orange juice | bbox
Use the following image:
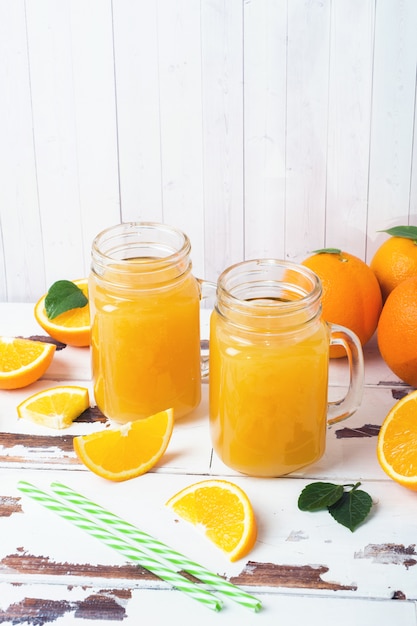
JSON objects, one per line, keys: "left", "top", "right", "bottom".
{"left": 89, "top": 222, "right": 203, "bottom": 424}
{"left": 208, "top": 258, "right": 364, "bottom": 477}
{"left": 90, "top": 270, "right": 200, "bottom": 423}
{"left": 209, "top": 310, "right": 330, "bottom": 476}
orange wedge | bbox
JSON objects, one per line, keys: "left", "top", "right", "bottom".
{"left": 377, "top": 389, "right": 417, "bottom": 490}
{"left": 166, "top": 479, "right": 257, "bottom": 562}
{"left": 0, "top": 337, "right": 55, "bottom": 389}
{"left": 73, "top": 408, "right": 174, "bottom": 481}
{"left": 17, "top": 386, "right": 90, "bottom": 429}
{"left": 34, "top": 279, "right": 90, "bottom": 347}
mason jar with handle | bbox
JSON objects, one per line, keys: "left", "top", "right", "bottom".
{"left": 209, "top": 259, "right": 364, "bottom": 477}
{"left": 89, "top": 222, "right": 215, "bottom": 424}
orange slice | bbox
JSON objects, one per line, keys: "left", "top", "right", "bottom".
{"left": 73, "top": 408, "right": 174, "bottom": 482}
{"left": 34, "top": 279, "right": 90, "bottom": 347}
{"left": 0, "top": 337, "right": 55, "bottom": 390}
{"left": 17, "top": 386, "right": 90, "bottom": 429}
{"left": 166, "top": 479, "right": 257, "bottom": 562}
{"left": 377, "top": 389, "right": 417, "bottom": 490}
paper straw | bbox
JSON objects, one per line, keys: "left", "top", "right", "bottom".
{"left": 51, "top": 481, "right": 262, "bottom": 612}
{"left": 17, "top": 481, "right": 222, "bottom": 612}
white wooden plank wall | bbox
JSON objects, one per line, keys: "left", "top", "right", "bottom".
{"left": 1, "top": 0, "right": 417, "bottom": 303}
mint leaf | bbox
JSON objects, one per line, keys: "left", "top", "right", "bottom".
{"left": 298, "top": 481, "right": 373, "bottom": 531}
{"left": 328, "top": 486, "right": 373, "bottom": 532}
{"left": 379, "top": 225, "right": 417, "bottom": 241}
{"left": 45, "top": 280, "right": 88, "bottom": 320}
{"left": 298, "top": 482, "right": 344, "bottom": 511}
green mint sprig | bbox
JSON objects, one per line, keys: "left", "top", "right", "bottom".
{"left": 298, "top": 481, "right": 373, "bottom": 532}
{"left": 45, "top": 280, "right": 88, "bottom": 320}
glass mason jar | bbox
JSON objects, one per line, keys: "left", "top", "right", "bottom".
{"left": 209, "top": 259, "right": 364, "bottom": 477}
{"left": 89, "top": 222, "right": 208, "bottom": 424}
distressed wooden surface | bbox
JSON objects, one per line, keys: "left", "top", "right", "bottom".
{"left": 0, "top": 305, "right": 416, "bottom": 625}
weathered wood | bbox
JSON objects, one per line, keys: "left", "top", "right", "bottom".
{"left": 0, "top": 305, "right": 416, "bottom": 624}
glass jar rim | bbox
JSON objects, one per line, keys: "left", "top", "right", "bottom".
{"left": 92, "top": 221, "right": 191, "bottom": 263}
{"left": 90, "top": 222, "right": 192, "bottom": 286}
{"left": 216, "top": 258, "right": 322, "bottom": 324}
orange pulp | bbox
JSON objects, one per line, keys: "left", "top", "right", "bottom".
{"left": 89, "top": 262, "right": 201, "bottom": 423}
{"left": 209, "top": 311, "right": 330, "bottom": 477}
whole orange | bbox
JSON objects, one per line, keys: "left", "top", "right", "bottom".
{"left": 370, "top": 227, "right": 417, "bottom": 301}
{"left": 302, "top": 249, "right": 383, "bottom": 358}
{"left": 377, "top": 276, "right": 417, "bottom": 387}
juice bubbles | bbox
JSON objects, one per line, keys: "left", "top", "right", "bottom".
{"left": 209, "top": 259, "right": 364, "bottom": 477}
{"left": 90, "top": 223, "right": 202, "bottom": 424}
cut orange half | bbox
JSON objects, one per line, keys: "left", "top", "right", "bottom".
{"left": 377, "top": 389, "right": 417, "bottom": 490}
{"left": 73, "top": 408, "right": 174, "bottom": 482}
{"left": 34, "top": 279, "right": 90, "bottom": 347}
{"left": 0, "top": 337, "right": 56, "bottom": 389}
{"left": 17, "top": 385, "right": 90, "bottom": 429}
{"left": 166, "top": 479, "right": 257, "bottom": 562}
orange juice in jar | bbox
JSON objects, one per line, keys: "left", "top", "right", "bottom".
{"left": 90, "top": 222, "right": 204, "bottom": 423}
{"left": 209, "top": 259, "right": 364, "bottom": 477}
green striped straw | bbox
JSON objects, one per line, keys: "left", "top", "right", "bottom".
{"left": 51, "top": 481, "right": 262, "bottom": 612}
{"left": 17, "top": 481, "right": 222, "bottom": 612}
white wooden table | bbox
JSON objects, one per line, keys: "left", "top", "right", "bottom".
{"left": 0, "top": 303, "right": 416, "bottom": 625}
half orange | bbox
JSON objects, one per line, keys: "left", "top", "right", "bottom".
{"left": 0, "top": 337, "right": 56, "bottom": 389}
{"left": 34, "top": 279, "right": 90, "bottom": 347}
{"left": 166, "top": 479, "right": 257, "bottom": 562}
{"left": 73, "top": 408, "right": 174, "bottom": 481}
{"left": 377, "top": 389, "right": 417, "bottom": 490}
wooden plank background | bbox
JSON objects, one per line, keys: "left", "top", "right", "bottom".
{"left": 1, "top": 0, "right": 417, "bottom": 302}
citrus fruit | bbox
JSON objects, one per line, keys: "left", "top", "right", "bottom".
{"left": 377, "top": 388, "right": 417, "bottom": 490}
{"left": 370, "top": 227, "right": 417, "bottom": 301}
{"left": 302, "top": 249, "right": 382, "bottom": 357}
{"left": 73, "top": 408, "right": 174, "bottom": 481}
{"left": 34, "top": 279, "right": 90, "bottom": 347}
{"left": 17, "top": 385, "right": 90, "bottom": 429}
{"left": 377, "top": 275, "right": 417, "bottom": 386}
{"left": 166, "top": 479, "right": 257, "bottom": 562}
{"left": 0, "top": 337, "right": 56, "bottom": 389}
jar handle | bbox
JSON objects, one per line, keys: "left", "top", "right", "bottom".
{"left": 197, "top": 278, "right": 217, "bottom": 378}
{"left": 327, "top": 323, "right": 364, "bottom": 425}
